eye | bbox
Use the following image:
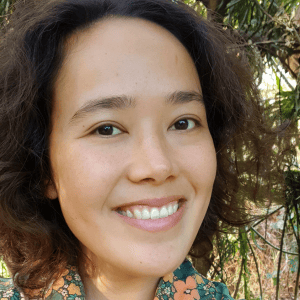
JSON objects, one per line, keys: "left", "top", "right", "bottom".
{"left": 170, "top": 118, "right": 201, "bottom": 131}
{"left": 94, "top": 124, "right": 121, "bottom": 136}
{"left": 92, "top": 118, "right": 201, "bottom": 137}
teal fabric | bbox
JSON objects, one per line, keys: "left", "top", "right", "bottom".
{"left": 0, "top": 258, "right": 235, "bottom": 299}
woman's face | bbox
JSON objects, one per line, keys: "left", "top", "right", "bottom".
{"left": 47, "top": 17, "right": 217, "bottom": 279}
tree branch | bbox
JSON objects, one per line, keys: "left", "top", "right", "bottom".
{"left": 250, "top": 227, "right": 298, "bottom": 255}
{"left": 233, "top": 258, "right": 244, "bottom": 299}
{"left": 196, "top": 0, "right": 231, "bottom": 22}
{"left": 257, "top": 45, "right": 298, "bottom": 79}
{"left": 275, "top": 208, "right": 288, "bottom": 300}
{"left": 251, "top": 0, "right": 273, "bottom": 20}
{"left": 247, "top": 205, "right": 284, "bottom": 230}
{"left": 247, "top": 234, "right": 263, "bottom": 299}
{"left": 271, "top": 58, "right": 295, "bottom": 90}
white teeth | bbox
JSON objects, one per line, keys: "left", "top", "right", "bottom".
{"left": 133, "top": 209, "right": 142, "bottom": 219}
{"left": 159, "top": 206, "right": 169, "bottom": 218}
{"left": 173, "top": 203, "right": 178, "bottom": 212}
{"left": 118, "top": 201, "right": 181, "bottom": 219}
{"left": 150, "top": 207, "right": 160, "bottom": 219}
{"left": 142, "top": 208, "right": 151, "bottom": 219}
{"left": 168, "top": 204, "right": 174, "bottom": 215}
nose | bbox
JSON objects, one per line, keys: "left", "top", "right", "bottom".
{"left": 127, "top": 133, "right": 179, "bottom": 184}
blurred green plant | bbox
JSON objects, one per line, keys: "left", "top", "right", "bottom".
{"left": 183, "top": 0, "right": 300, "bottom": 298}
{"left": 0, "top": 256, "right": 9, "bottom": 278}
{"left": 0, "top": 0, "right": 15, "bottom": 25}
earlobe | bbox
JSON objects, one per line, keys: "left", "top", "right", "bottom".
{"left": 45, "top": 179, "right": 58, "bottom": 200}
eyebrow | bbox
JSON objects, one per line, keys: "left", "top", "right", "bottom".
{"left": 68, "top": 90, "right": 204, "bottom": 125}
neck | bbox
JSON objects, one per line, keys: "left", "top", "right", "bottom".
{"left": 78, "top": 257, "right": 161, "bottom": 300}
{"left": 81, "top": 270, "right": 160, "bottom": 300}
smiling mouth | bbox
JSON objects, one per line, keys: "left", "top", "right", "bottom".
{"left": 114, "top": 198, "right": 186, "bottom": 220}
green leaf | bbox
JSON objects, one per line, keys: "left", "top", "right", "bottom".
{"left": 226, "top": 0, "right": 244, "bottom": 9}
{"left": 275, "top": 73, "right": 282, "bottom": 93}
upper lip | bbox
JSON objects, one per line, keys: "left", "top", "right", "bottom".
{"left": 113, "top": 195, "right": 186, "bottom": 210}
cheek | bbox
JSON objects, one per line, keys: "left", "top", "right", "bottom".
{"left": 182, "top": 136, "right": 217, "bottom": 190}
{"left": 50, "top": 141, "right": 124, "bottom": 205}
{"left": 186, "top": 140, "right": 216, "bottom": 221}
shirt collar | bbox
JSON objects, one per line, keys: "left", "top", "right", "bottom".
{"left": 42, "top": 257, "right": 203, "bottom": 299}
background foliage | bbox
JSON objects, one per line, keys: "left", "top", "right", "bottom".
{"left": 183, "top": 0, "right": 300, "bottom": 299}
{"left": 0, "top": 0, "right": 300, "bottom": 299}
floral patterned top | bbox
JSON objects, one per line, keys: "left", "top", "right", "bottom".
{"left": 0, "top": 257, "right": 235, "bottom": 300}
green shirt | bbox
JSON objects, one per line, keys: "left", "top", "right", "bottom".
{"left": 0, "top": 257, "right": 235, "bottom": 299}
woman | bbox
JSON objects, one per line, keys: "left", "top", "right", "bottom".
{"left": 0, "top": 0, "right": 290, "bottom": 299}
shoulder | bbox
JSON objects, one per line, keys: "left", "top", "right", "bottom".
{"left": 0, "top": 278, "right": 25, "bottom": 300}
{"left": 43, "top": 265, "right": 85, "bottom": 300}
{"left": 173, "top": 257, "right": 235, "bottom": 300}
{"left": 0, "top": 265, "right": 85, "bottom": 300}
{"left": 195, "top": 274, "right": 235, "bottom": 299}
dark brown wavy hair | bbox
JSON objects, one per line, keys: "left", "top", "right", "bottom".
{"left": 0, "top": 0, "right": 294, "bottom": 298}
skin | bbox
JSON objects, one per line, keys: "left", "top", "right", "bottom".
{"left": 46, "top": 17, "right": 217, "bottom": 300}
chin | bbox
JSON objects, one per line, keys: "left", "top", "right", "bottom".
{"left": 122, "top": 253, "right": 187, "bottom": 278}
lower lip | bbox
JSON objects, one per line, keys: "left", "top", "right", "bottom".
{"left": 113, "top": 202, "right": 186, "bottom": 233}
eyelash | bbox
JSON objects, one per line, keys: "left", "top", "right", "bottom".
{"left": 92, "top": 118, "right": 201, "bottom": 137}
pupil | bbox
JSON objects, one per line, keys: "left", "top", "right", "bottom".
{"left": 176, "top": 120, "right": 188, "bottom": 130}
{"left": 101, "top": 126, "right": 113, "bottom": 135}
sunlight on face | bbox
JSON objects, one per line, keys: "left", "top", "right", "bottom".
{"left": 47, "top": 17, "right": 217, "bottom": 280}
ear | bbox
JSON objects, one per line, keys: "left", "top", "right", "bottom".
{"left": 44, "top": 179, "right": 58, "bottom": 200}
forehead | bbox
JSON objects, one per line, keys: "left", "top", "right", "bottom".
{"left": 64, "top": 16, "right": 189, "bottom": 59}
{"left": 58, "top": 16, "right": 199, "bottom": 87}
{"left": 52, "top": 17, "right": 201, "bottom": 125}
